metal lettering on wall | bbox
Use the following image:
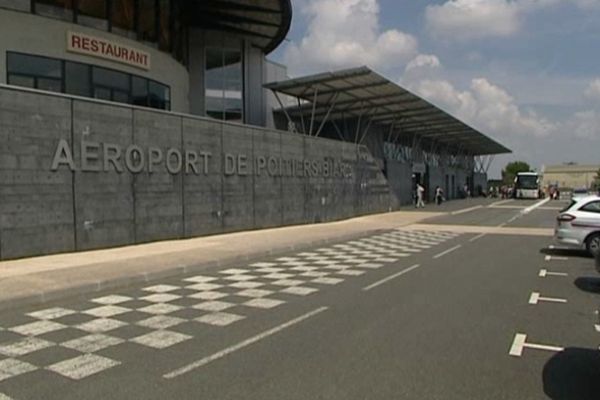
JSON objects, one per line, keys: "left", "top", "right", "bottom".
{"left": 50, "top": 139, "right": 353, "bottom": 178}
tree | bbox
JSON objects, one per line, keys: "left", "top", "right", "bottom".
{"left": 502, "top": 161, "right": 531, "bottom": 185}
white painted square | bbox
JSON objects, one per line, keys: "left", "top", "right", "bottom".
{"left": 324, "top": 265, "right": 350, "bottom": 271}
{"left": 130, "top": 330, "right": 191, "bottom": 349}
{"left": 236, "top": 289, "right": 274, "bottom": 298}
{"left": 346, "top": 258, "right": 369, "bottom": 264}
{"left": 254, "top": 267, "right": 285, "bottom": 274}
{"left": 228, "top": 281, "right": 264, "bottom": 289}
{"left": 76, "top": 318, "right": 127, "bottom": 333}
{"left": 271, "top": 279, "right": 304, "bottom": 287}
{"left": 311, "top": 277, "right": 344, "bottom": 285}
{"left": 297, "top": 252, "right": 319, "bottom": 256}
{"left": 279, "top": 286, "right": 319, "bottom": 296}
{"left": 290, "top": 266, "right": 319, "bottom": 272}
{"left": 138, "top": 303, "right": 183, "bottom": 315}
{"left": 248, "top": 262, "right": 277, "bottom": 268}
{"left": 193, "top": 301, "right": 235, "bottom": 312}
{"left": 185, "top": 283, "right": 223, "bottom": 291}
{"left": 357, "top": 263, "right": 383, "bottom": 269}
{"left": 83, "top": 306, "right": 131, "bottom": 318}
{"left": 220, "top": 268, "right": 249, "bottom": 275}
{"left": 313, "top": 260, "right": 340, "bottom": 265}
{"left": 336, "top": 269, "right": 365, "bottom": 276}
{"left": 222, "top": 274, "right": 256, "bottom": 282}
{"left": 280, "top": 261, "right": 308, "bottom": 266}
{"left": 61, "top": 334, "right": 124, "bottom": 353}
{"left": 183, "top": 275, "right": 218, "bottom": 283}
{"left": 140, "top": 293, "right": 182, "bottom": 303}
{"left": 142, "top": 284, "right": 180, "bottom": 293}
{"left": 136, "top": 315, "right": 186, "bottom": 330}
{"left": 90, "top": 295, "right": 133, "bottom": 305}
{"left": 9, "top": 320, "right": 66, "bottom": 336}
{"left": 0, "top": 337, "right": 54, "bottom": 357}
{"left": 299, "top": 271, "right": 330, "bottom": 278}
{"left": 188, "top": 291, "right": 229, "bottom": 300}
{"left": 27, "top": 307, "right": 76, "bottom": 320}
{"left": 196, "top": 312, "right": 245, "bottom": 326}
{"left": 263, "top": 273, "right": 294, "bottom": 280}
{"left": 243, "top": 298, "right": 285, "bottom": 309}
{"left": 0, "top": 392, "right": 12, "bottom": 400}
{"left": 47, "top": 354, "right": 120, "bottom": 380}
{"left": 375, "top": 257, "right": 398, "bottom": 263}
{"left": 0, "top": 359, "right": 37, "bottom": 382}
{"left": 276, "top": 257, "right": 300, "bottom": 262}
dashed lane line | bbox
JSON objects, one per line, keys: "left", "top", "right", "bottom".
{"left": 433, "top": 245, "right": 462, "bottom": 259}
{"left": 539, "top": 269, "right": 568, "bottom": 278}
{"left": 528, "top": 292, "right": 567, "bottom": 305}
{"left": 163, "top": 306, "right": 329, "bottom": 379}
{"left": 469, "top": 233, "right": 487, "bottom": 242}
{"left": 522, "top": 197, "right": 551, "bottom": 215}
{"left": 545, "top": 255, "right": 568, "bottom": 261}
{"left": 509, "top": 333, "right": 564, "bottom": 357}
{"left": 488, "top": 199, "right": 514, "bottom": 207}
{"left": 450, "top": 205, "right": 483, "bottom": 215}
{"left": 362, "top": 264, "right": 421, "bottom": 291}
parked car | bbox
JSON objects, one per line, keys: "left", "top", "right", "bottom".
{"left": 571, "top": 187, "right": 591, "bottom": 200}
{"left": 554, "top": 195, "right": 600, "bottom": 257}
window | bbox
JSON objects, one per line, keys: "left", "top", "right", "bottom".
{"left": 205, "top": 46, "right": 243, "bottom": 123}
{"left": 6, "top": 52, "right": 170, "bottom": 111}
{"left": 7, "top": 53, "right": 62, "bottom": 94}
{"left": 34, "top": 0, "right": 73, "bottom": 21}
{"left": 580, "top": 201, "right": 600, "bottom": 213}
{"left": 111, "top": 0, "right": 135, "bottom": 37}
{"left": 77, "top": 0, "right": 107, "bottom": 29}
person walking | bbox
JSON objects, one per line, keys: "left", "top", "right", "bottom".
{"left": 416, "top": 183, "right": 426, "bottom": 208}
{"left": 435, "top": 186, "right": 444, "bottom": 205}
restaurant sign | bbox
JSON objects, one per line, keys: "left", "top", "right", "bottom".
{"left": 67, "top": 31, "right": 151, "bottom": 70}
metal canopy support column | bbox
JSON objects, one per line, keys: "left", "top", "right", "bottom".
{"left": 485, "top": 155, "right": 495, "bottom": 173}
{"left": 308, "top": 87, "right": 319, "bottom": 136}
{"left": 296, "top": 97, "right": 307, "bottom": 135}
{"left": 314, "top": 93, "right": 340, "bottom": 137}
{"left": 271, "top": 90, "right": 295, "bottom": 133}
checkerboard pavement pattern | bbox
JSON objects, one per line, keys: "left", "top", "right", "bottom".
{"left": 0, "top": 229, "right": 458, "bottom": 386}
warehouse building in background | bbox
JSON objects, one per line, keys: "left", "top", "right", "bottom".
{"left": 0, "top": 0, "right": 509, "bottom": 260}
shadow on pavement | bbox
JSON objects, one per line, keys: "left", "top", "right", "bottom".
{"left": 540, "top": 248, "right": 592, "bottom": 259}
{"left": 543, "top": 347, "right": 600, "bottom": 400}
{"left": 574, "top": 277, "right": 600, "bottom": 295}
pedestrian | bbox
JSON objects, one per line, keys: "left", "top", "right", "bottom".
{"left": 435, "top": 186, "right": 444, "bottom": 205}
{"left": 416, "top": 183, "right": 426, "bottom": 208}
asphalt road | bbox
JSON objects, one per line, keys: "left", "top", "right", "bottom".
{"left": 1, "top": 198, "right": 599, "bottom": 400}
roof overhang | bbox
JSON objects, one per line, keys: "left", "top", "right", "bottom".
{"left": 265, "top": 66, "right": 511, "bottom": 155}
{"left": 188, "top": 0, "right": 292, "bottom": 54}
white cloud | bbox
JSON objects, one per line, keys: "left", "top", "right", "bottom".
{"left": 405, "top": 54, "right": 441, "bottom": 73}
{"left": 408, "top": 77, "right": 555, "bottom": 139}
{"left": 283, "top": 0, "right": 418, "bottom": 75}
{"left": 561, "top": 110, "right": 600, "bottom": 139}
{"left": 425, "top": 0, "right": 597, "bottom": 40}
{"left": 584, "top": 78, "right": 600, "bottom": 101}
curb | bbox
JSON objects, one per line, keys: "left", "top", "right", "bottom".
{"left": 0, "top": 228, "right": 389, "bottom": 312}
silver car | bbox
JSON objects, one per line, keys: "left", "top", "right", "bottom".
{"left": 554, "top": 195, "right": 600, "bottom": 257}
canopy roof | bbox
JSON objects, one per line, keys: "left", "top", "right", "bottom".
{"left": 265, "top": 66, "right": 511, "bottom": 155}
{"left": 189, "top": 0, "right": 292, "bottom": 54}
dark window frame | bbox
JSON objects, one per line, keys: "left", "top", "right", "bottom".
{"left": 580, "top": 201, "right": 600, "bottom": 214}
{"left": 6, "top": 51, "right": 171, "bottom": 111}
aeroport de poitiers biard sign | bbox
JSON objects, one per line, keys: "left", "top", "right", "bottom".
{"left": 50, "top": 139, "right": 354, "bottom": 179}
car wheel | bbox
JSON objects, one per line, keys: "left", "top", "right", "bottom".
{"left": 586, "top": 233, "right": 600, "bottom": 257}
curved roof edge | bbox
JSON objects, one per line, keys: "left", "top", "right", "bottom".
{"left": 266, "top": 0, "right": 292, "bottom": 54}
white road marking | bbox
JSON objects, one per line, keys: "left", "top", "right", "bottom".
{"left": 433, "top": 245, "right": 462, "bottom": 259}
{"left": 509, "top": 333, "right": 564, "bottom": 357}
{"left": 489, "top": 199, "right": 514, "bottom": 207}
{"left": 538, "top": 269, "right": 568, "bottom": 278}
{"left": 0, "top": 338, "right": 54, "bottom": 357}
{"left": 469, "top": 233, "right": 487, "bottom": 242}
{"left": 61, "top": 334, "right": 124, "bottom": 353}
{"left": 130, "top": 330, "right": 192, "bottom": 349}
{"left": 528, "top": 292, "right": 567, "bottom": 304}
{"left": 594, "top": 324, "right": 600, "bottom": 333}
{"left": 164, "top": 306, "right": 329, "bottom": 379}
{"left": 0, "top": 392, "right": 13, "bottom": 400}
{"left": 47, "top": 354, "right": 120, "bottom": 380}
{"left": 9, "top": 321, "right": 65, "bottom": 336}
{"left": 451, "top": 205, "right": 483, "bottom": 215}
{"left": 195, "top": 312, "right": 245, "bottom": 326}
{"left": 75, "top": 318, "right": 127, "bottom": 333}
{"left": 0, "top": 359, "right": 37, "bottom": 382}
{"left": 243, "top": 298, "right": 285, "bottom": 309}
{"left": 27, "top": 307, "right": 76, "bottom": 320}
{"left": 363, "top": 264, "right": 421, "bottom": 291}
{"left": 522, "top": 197, "right": 551, "bottom": 214}
{"left": 545, "top": 255, "right": 568, "bottom": 261}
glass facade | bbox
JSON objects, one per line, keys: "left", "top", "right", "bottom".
{"left": 5, "top": 1, "right": 186, "bottom": 65}
{"left": 7, "top": 52, "right": 170, "bottom": 110}
{"left": 205, "top": 47, "right": 243, "bottom": 123}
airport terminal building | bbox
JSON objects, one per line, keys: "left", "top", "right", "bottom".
{"left": 0, "top": 0, "right": 510, "bottom": 260}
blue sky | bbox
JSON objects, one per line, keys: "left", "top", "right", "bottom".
{"left": 270, "top": 0, "right": 600, "bottom": 177}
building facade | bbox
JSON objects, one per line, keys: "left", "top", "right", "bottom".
{"left": 542, "top": 164, "right": 600, "bottom": 190}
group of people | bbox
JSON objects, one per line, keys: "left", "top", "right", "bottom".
{"left": 414, "top": 184, "right": 446, "bottom": 208}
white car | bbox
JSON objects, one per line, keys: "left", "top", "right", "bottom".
{"left": 554, "top": 195, "right": 600, "bottom": 257}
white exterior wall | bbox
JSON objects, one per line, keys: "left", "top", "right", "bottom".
{"left": 0, "top": 8, "right": 189, "bottom": 113}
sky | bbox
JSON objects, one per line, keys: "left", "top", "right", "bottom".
{"left": 269, "top": 0, "right": 600, "bottom": 178}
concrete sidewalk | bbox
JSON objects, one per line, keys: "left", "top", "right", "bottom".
{"left": 0, "top": 209, "right": 445, "bottom": 310}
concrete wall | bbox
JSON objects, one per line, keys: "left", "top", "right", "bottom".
{"left": 0, "top": 8, "right": 189, "bottom": 113}
{"left": 0, "top": 85, "right": 398, "bottom": 260}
